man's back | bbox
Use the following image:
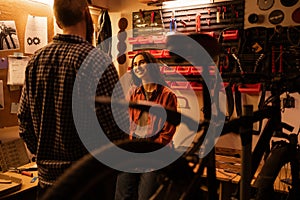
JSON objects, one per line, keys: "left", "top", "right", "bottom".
{"left": 18, "top": 34, "right": 127, "bottom": 187}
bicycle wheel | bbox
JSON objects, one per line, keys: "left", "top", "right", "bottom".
{"left": 40, "top": 145, "right": 119, "bottom": 200}
{"left": 254, "top": 140, "right": 298, "bottom": 200}
{"left": 41, "top": 139, "right": 196, "bottom": 200}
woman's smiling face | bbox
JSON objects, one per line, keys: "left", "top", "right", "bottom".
{"left": 132, "top": 54, "right": 151, "bottom": 81}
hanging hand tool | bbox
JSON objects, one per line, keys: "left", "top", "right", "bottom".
{"left": 272, "top": 46, "right": 276, "bottom": 73}
{"left": 217, "top": 7, "right": 221, "bottom": 23}
{"left": 222, "top": 6, "right": 227, "bottom": 19}
{"left": 151, "top": 11, "right": 155, "bottom": 24}
{"left": 231, "top": 47, "right": 244, "bottom": 73}
{"left": 195, "top": 13, "right": 201, "bottom": 32}
{"left": 279, "top": 45, "right": 283, "bottom": 73}
{"left": 206, "top": 19, "right": 211, "bottom": 26}
{"left": 179, "top": 19, "right": 187, "bottom": 27}
{"left": 139, "top": 9, "right": 145, "bottom": 23}
{"left": 207, "top": 8, "right": 211, "bottom": 15}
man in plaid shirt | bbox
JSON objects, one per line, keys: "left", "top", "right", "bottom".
{"left": 17, "top": 0, "right": 128, "bottom": 197}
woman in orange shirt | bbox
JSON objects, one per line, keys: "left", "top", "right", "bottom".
{"left": 128, "top": 51, "right": 177, "bottom": 146}
{"left": 115, "top": 51, "right": 178, "bottom": 200}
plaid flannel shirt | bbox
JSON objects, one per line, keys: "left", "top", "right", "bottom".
{"left": 18, "top": 34, "right": 128, "bottom": 186}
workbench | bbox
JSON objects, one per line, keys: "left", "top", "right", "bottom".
{"left": 0, "top": 162, "right": 38, "bottom": 200}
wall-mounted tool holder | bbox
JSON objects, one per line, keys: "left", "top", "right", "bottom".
{"left": 130, "top": 0, "right": 245, "bottom": 49}
{"left": 160, "top": 0, "right": 244, "bottom": 37}
{"left": 131, "top": 9, "right": 166, "bottom": 50}
{"left": 160, "top": 0, "right": 245, "bottom": 77}
{"left": 238, "top": 25, "right": 300, "bottom": 78}
{"left": 237, "top": 27, "right": 269, "bottom": 74}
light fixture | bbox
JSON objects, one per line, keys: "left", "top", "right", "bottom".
{"left": 29, "top": 0, "right": 54, "bottom": 6}
{"left": 162, "top": 0, "right": 211, "bottom": 9}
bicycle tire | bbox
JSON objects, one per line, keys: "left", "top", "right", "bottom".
{"left": 41, "top": 139, "right": 196, "bottom": 200}
{"left": 254, "top": 140, "right": 296, "bottom": 200}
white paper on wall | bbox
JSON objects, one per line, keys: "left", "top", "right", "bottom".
{"left": 7, "top": 55, "right": 30, "bottom": 85}
{"left": 25, "top": 15, "right": 48, "bottom": 54}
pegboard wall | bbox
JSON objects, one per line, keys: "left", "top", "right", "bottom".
{"left": 131, "top": 0, "right": 245, "bottom": 56}
{"left": 161, "top": 0, "right": 246, "bottom": 75}
{"left": 161, "top": 0, "right": 245, "bottom": 36}
{"left": 131, "top": 0, "right": 245, "bottom": 40}
{"left": 130, "top": 0, "right": 299, "bottom": 77}
{"left": 131, "top": 9, "right": 166, "bottom": 50}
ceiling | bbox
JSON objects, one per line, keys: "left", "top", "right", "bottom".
{"left": 139, "top": 0, "right": 174, "bottom": 6}
{"left": 88, "top": 0, "right": 174, "bottom": 9}
{"left": 88, "top": 0, "right": 109, "bottom": 8}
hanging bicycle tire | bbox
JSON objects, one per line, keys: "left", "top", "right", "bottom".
{"left": 254, "top": 140, "right": 300, "bottom": 200}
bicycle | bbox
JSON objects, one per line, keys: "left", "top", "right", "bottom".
{"left": 41, "top": 30, "right": 300, "bottom": 199}
{"left": 40, "top": 75, "right": 298, "bottom": 200}
{"left": 251, "top": 25, "right": 300, "bottom": 200}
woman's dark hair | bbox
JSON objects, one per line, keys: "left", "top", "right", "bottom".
{"left": 131, "top": 51, "right": 167, "bottom": 87}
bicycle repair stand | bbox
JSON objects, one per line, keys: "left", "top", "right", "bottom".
{"left": 227, "top": 105, "right": 255, "bottom": 200}
{"left": 192, "top": 84, "right": 255, "bottom": 200}
{"left": 239, "top": 105, "right": 254, "bottom": 200}
{"left": 179, "top": 65, "right": 220, "bottom": 200}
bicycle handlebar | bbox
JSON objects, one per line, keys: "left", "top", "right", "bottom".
{"left": 95, "top": 96, "right": 202, "bottom": 131}
{"left": 95, "top": 96, "right": 274, "bottom": 136}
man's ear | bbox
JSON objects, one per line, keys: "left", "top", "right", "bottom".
{"left": 56, "top": 20, "right": 63, "bottom": 29}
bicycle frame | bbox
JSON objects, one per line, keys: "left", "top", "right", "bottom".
{"left": 96, "top": 79, "right": 298, "bottom": 200}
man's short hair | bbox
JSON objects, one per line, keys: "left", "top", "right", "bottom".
{"left": 53, "top": 0, "right": 88, "bottom": 28}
